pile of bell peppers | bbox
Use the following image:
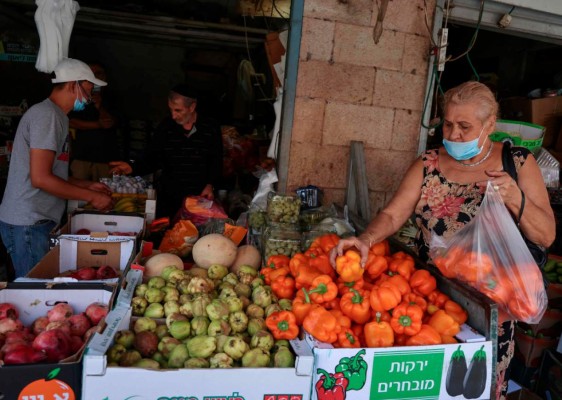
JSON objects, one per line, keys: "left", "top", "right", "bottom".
{"left": 260, "top": 234, "right": 469, "bottom": 348}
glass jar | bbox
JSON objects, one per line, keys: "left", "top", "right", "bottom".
{"left": 263, "top": 225, "right": 302, "bottom": 260}
{"left": 266, "top": 192, "right": 301, "bottom": 224}
{"left": 248, "top": 207, "right": 267, "bottom": 231}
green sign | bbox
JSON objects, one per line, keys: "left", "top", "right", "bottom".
{"left": 370, "top": 349, "right": 444, "bottom": 400}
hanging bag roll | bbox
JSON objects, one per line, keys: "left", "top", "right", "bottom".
{"left": 429, "top": 181, "right": 548, "bottom": 324}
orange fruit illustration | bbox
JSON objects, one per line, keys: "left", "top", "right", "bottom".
{"left": 18, "top": 368, "right": 76, "bottom": 400}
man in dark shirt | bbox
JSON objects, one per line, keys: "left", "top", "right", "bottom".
{"left": 110, "top": 84, "right": 223, "bottom": 219}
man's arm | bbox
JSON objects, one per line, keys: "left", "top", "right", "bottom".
{"left": 30, "top": 148, "right": 113, "bottom": 211}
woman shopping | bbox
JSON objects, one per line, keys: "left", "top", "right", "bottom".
{"left": 331, "top": 81, "right": 555, "bottom": 399}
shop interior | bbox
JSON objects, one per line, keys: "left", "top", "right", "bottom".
{"left": 0, "top": 0, "right": 291, "bottom": 217}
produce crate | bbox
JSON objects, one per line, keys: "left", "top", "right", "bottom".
{"left": 21, "top": 234, "right": 136, "bottom": 284}
{"left": 0, "top": 282, "right": 114, "bottom": 400}
{"left": 82, "top": 306, "right": 315, "bottom": 400}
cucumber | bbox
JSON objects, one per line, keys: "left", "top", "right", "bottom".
{"left": 545, "top": 259, "right": 557, "bottom": 272}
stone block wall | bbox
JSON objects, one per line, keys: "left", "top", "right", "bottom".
{"left": 287, "top": 0, "right": 436, "bottom": 216}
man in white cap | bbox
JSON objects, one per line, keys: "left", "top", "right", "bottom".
{"left": 0, "top": 58, "right": 114, "bottom": 279}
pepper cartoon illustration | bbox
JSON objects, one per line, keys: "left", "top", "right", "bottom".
{"left": 334, "top": 349, "right": 368, "bottom": 391}
{"left": 315, "top": 369, "right": 349, "bottom": 400}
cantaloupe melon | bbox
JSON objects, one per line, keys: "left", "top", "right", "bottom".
{"left": 192, "top": 233, "right": 238, "bottom": 269}
{"left": 143, "top": 252, "right": 184, "bottom": 278}
{"left": 231, "top": 244, "right": 262, "bottom": 273}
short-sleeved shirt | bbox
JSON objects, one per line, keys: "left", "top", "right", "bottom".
{"left": 0, "top": 99, "right": 70, "bottom": 225}
{"left": 413, "top": 146, "right": 530, "bottom": 262}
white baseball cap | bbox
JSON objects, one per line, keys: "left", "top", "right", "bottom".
{"left": 51, "top": 58, "right": 107, "bottom": 86}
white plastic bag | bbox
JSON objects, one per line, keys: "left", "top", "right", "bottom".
{"left": 429, "top": 181, "right": 547, "bottom": 324}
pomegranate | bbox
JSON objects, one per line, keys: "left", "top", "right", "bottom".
{"left": 32, "top": 329, "right": 72, "bottom": 362}
{"left": 83, "top": 325, "right": 101, "bottom": 342}
{"left": 1, "top": 340, "right": 30, "bottom": 354}
{"left": 69, "top": 335, "right": 84, "bottom": 354}
{"left": 85, "top": 302, "right": 108, "bottom": 325}
{"left": 76, "top": 228, "right": 91, "bottom": 235}
{"left": 0, "top": 303, "right": 19, "bottom": 320}
{"left": 31, "top": 316, "right": 50, "bottom": 335}
{"left": 4, "top": 329, "right": 34, "bottom": 344}
{"left": 0, "top": 318, "right": 23, "bottom": 334}
{"left": 96, "top": 265, "right": 118, "bottom": 280}
{"left": 46, "top": 320, "right": 71, "bottom": 336}
{"left": 47, "top": 303, "right": 74, "bottom": 322}
{"left": 3, "top": 344, "right": 47, "bottom": 364}
{"left": 68, "top": 313, "right": 92, "bottom": 337}
{"left": 69, "top": 266, "right": 97, "bottom": 280}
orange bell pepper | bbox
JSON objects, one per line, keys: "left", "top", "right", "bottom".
{"left": 370, "top": 309, "right": 392, "bottom": 322}
{"left": 261, "top": 255, "right": 291, "bottom": 284}
{"left": 329, "top": 308, "right": 352, "bottom": 329}
{"left": 307, "top": 252, "right": 336, "bottom": 280}
{"left": 293, "top": 288, "right": 318, "bottom": 325}
{"left": 427, "top": 290, "right": 450, "bottom": 308}
{"left": 336, "top": 277, "right": 365, "bottom": 295}
{"left": 365, "top": 253, "right": 388, "bottom": 281}
{"left": 340, "top": 288, "right": 371, "bottom": 324}
{"left": 308, "top": 274, "right": 338, "bottom": 304}
{"left": 386, "top": 274, "right": 411, "bottom": 296}
{"left": 337, "top": 328, "right": 362, "bottom": 348}
{"left": 394, "top": 333, "right": 410, "bottom": 347}
{"left": 310, "top": 233, "right": 340, "bottom": 254}
{"left": 443, "top": 300, "right": 468, "bottom": 325}
{"left": 456, "top": 251, "right": 493, "bottom": 283}
{"left": 271, "top": 275, "right": 296, "bottom": 300}
{"left": 303, "top": 306, "right": 341, "bottom": 343}
{"left": 364, "top": 312, "right": 394, "bottom": 347}
{"left": 265, "top": 310, "right": 299, "bottom": 340}
{"left": 402, "top": 293, "right": 427, "bottom": 312}
{"left": 369, "top": 283, "right": 402, "bottom": 312}
{"left": 406, "top": 324, "right": 442, "bottom": 346}
{"left": 428, "top": 309, "right": 460, "bottom": 336}
{"left": 441, "top": 334, "right": 458, "bottom": 344}
{"left": 323, "top": 297, "right": 341, "bottom": 311}
{"left": 294, "top": 262, "right": 323, "bottom": 291}
{"left": 388, "top": 251, "right": 416, "bottom": 280}
{"left": 336, "top": 250, "right": 365, "bottom": 283}
{"left": 268, "top": 266, "right": 290, "bottom": 285}
{"left": 350, "top": 323, "right": 365, "bottom": 347}
{"left": 370, "top": 239, "right": 390, "bottom": 257}
{"left": 390, "top": 302, "right": 423, "bottom": 336}
{"left": 289, "top": 253, "right": 310, "bottom": 277}
{"left": 409, "top": 269, "right": 437, "bottom": 296}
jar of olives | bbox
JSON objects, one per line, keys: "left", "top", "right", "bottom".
{"left": 263, "top": 225, "right": 302, "bottom": 260}
{"left": 266, "top": 192, "right": 301, "bottom": 224}
{"left": 248, "top": 207, "right": 267, "bottom": 231}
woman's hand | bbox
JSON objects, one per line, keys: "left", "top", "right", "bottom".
{"left": 329, "top": 236, "right": 370, "bottom": 268}
{"left": 477, "top": 169, "right": 521, "bottom": 208}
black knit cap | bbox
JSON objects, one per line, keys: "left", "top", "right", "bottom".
{"left": 171, "top": 84, "right": 198, "bottom": 100}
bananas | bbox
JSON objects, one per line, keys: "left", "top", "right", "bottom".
{"left": 113, "top": 197, "right": 140, "bottom": 213}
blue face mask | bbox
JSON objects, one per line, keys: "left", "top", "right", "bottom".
{"left": 443, "top": 126, "right": 485, "bottom": 161}
{"left": 73, "top": 82, "right": 89, "bottom": 112}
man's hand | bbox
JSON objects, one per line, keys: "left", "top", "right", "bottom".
{"left": 88, "top": 182, "right": 112, "bottom": 196}
{"left": 90, "top": 191, "right": 113, "bottom": 212}
{"left": 200, "top": 184, "right": 214, "bottom": 200}
{"left": 108, "top": 161, "right": 133, "bottom": 175}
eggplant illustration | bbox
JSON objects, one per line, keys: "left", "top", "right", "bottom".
{"left": 463, "top": 345, "right": 487, "bottom": 399}
{"left": 446, "top": 345, "right": 467, "bottom": 396}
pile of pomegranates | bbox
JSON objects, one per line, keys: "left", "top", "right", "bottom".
{"left": 65, "top": 265, "right": 119, "bottom": 280}
{"left": 0, "top": 301, "right": 109, "bottom": 365}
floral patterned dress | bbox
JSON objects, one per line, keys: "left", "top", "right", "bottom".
{"left": 413, "top": 147, "right": 530, "bottom": 400}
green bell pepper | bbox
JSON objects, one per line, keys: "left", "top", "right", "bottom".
{"left": 334, "top": 348, "right": 367, "bottom": 391}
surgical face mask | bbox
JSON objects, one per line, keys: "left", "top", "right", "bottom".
{"left": 443, "top": 126, "right": 486, "bottom": 161}
{"left": 73, "top": 82, "right": 90, "bottom": 112}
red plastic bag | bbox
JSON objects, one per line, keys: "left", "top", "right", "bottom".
{"left": 178, "top": 196, "right": 228, "bottom": 227}
{"left": 429, "top": 181, "right": 547, "bottom": 324}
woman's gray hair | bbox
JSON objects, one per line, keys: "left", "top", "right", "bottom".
{"left": 442, "top": 81, "right": 499, "bottom": 122}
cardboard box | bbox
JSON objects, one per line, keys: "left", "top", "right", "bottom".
{"left": 507, "top": 387, "right": 543, "bottom": 400}
{"left": 22, "top": 234, "right": 136, "bottom": 284}
{"left": 0, "top": 282, "right": 114, "bottom": 400}
{"left": 82, "top": 306, "right": 314, "bottom": 400}
{"left": 310, "top": 340, "right": 494, "bottom": 400}
{"left": 500, "top": 96, "right": 562, "bottom": 148}
{"left": 50, "top": 210, "right": 146, "bottom": 249}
